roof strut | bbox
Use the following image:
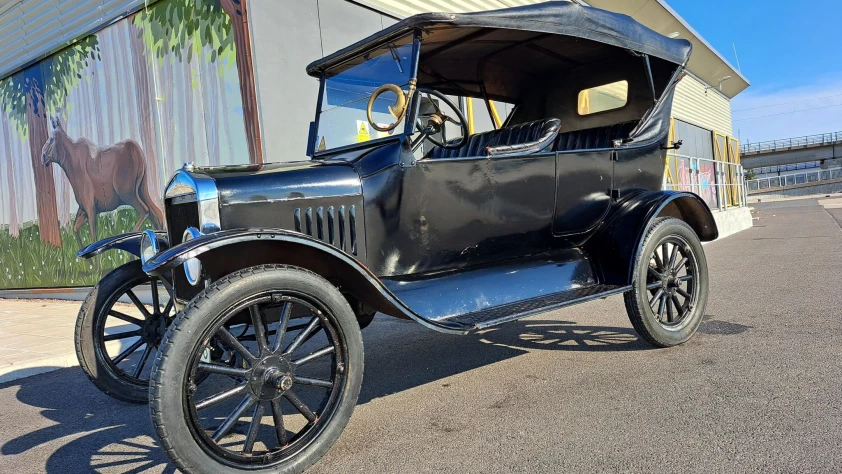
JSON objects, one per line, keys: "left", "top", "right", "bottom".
{"left": 642, "top": 55, "right": 657, "bottom": 104}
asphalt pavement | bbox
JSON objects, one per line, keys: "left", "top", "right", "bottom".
{"left": 1, "top": 198, "right": 841, "bottom": 473}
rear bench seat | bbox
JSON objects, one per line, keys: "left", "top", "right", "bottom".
{"left": 554, "top": 121, "right": 639, "bottom": 151}
{"left": 426, "top": 119, "right": 638, "bottom": 158}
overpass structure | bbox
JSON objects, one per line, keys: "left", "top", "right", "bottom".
{"left": 742, "top": 131, "right": 842, "bottom": 194}
{"left": 742, "top": 132, "right": 842, "bottom": 168}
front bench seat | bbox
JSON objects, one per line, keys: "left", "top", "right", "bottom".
{"left": 427, "top": 118, "right": 561, "bottom": 159}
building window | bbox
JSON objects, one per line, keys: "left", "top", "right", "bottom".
{"left": 577, "top": 80, "right": 628, "bottom": 115}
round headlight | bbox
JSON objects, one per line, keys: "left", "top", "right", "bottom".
{"left": 140, "top": 230, "right": 159, "bottom": 265}
{"left": 182, "top": 227, "right": 203, "bottom": 286}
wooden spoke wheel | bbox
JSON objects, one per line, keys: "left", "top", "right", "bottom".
{"left": 150, "top": 265, "right": 363, "bottom": 473}
{"left": 624, "top": 217, "right": 709, "bottom": 347}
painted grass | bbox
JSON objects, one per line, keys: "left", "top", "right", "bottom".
{"left": 0, "top": 207, "right": 155, "bottom": 289}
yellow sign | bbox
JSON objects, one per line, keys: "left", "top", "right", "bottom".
{"left": 317, "top": 136, "right": 326, "bottom": 152}
{"left": 356, "top": 121, "right": 371, "bottom": 143}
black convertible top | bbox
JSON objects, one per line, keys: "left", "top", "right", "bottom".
{"left": 306, "top": 1, "right": 692, "bottom": 76}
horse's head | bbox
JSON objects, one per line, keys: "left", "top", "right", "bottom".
{"left": 41, "top": 116, "right": 66, "bottom": 167}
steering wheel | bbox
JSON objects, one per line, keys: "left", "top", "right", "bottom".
{"left": 413, "top": 88, "right": 468, "bottom": 150}
{"left": 367, "top": 83, "right": 408, "bottom": 132}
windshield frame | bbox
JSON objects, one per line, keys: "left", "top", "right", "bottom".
{"left": 311, "top": 31, "right": 421, "bottom": 158}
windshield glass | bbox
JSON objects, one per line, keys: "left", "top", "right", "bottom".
{"left": 315, "top": 40, "right": 415, "bottom": 153}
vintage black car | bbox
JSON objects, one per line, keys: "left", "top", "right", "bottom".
{"left": 74, "top": 2, "right": 717, "bottom": 472}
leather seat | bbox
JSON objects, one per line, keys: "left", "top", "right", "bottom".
{"left": 554, "top": 120, "right": 639, "bottom": 151}
{"left": 427, "top": 118, "right": 561, "bottom": 159}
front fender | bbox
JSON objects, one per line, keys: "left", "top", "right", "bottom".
{"left": 585, "top": 191, "right": 717, "bottom": 286}
{"left": 143, "top": 229, "right": 468, "bottom": 335}
{"left": 77, "top": 231, "right": 169, "bottom": 260}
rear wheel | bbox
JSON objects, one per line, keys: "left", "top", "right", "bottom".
{"left": 150, "top": 265, "right": 363, "bottom": 474}
{"left": 74, "top": 260, "right": 174, "bottom": 403}
{"left": 624, "top": 217, "right": 708, "bottom": 347}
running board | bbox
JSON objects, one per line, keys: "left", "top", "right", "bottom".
{"left": 381, "top": 250, "right": 630, "bottom": 333}
{"left": 439, "top": 284, "right": 630, "bottom": 330}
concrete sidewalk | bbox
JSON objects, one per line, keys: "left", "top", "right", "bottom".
{"left": 0, "top": 299, "right": 145, "bottom": 383}
{"left": 0, "top": 300, "right": 86, "bottom": 383}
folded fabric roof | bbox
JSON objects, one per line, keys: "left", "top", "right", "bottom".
{"left": 306, "top": 1, "right": 692, "bottom": 77}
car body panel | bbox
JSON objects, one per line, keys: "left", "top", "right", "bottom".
{"left": 553, "top": 148, "right": 614, "bottom": 235}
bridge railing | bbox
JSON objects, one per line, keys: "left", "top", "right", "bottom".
{"left": 741, "top": 131, "right": 842, "bottom": 155}
{"left": 746, "top": 168, "right": 842, "bottom": 193}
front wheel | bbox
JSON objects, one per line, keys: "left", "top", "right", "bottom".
{"left": 74, "top": 260, "right": 174, "bottom": 403}
{"left": 150, "top": 265, "right": 363, "bottom": 474}
{"left": 624, "top": 217, "right": 709, "bottom": 347}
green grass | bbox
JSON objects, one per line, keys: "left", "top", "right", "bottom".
{"left": 0, "top": 207, "right": 155, "bottom": 289}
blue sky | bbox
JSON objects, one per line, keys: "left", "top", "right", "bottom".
{"left": 669, "top": 0, "right": 842, "bottom": 143}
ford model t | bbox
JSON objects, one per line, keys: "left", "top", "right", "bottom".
{"left": 74, "top": 2, "right": 716, "bottom": 472}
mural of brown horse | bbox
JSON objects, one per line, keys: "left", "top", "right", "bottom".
{"left": 41, "top": 117, "right": 165, "bottom": 247}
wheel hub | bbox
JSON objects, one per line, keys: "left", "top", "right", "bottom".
{"left": 249, "top": 354, "right": 295, "bottom": 401}
{"left": 661, "top": 271, "right": 680, "bottom": 293}
{"left": 140, "top": 315, "right": 167, "bottom": 346}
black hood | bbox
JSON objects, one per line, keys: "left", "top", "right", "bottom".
{"left": 199, "top": 161, "right": 362, "bottom": 206}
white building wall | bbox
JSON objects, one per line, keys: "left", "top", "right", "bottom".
{"left": 672, "top": 73, "right": 733, "bottom": 136}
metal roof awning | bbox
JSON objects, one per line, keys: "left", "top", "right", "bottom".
{"left": 0, "top": 0, "right": 146, "bottom": 81}
{"left": 584, "top": 0, "right": 749, "bottom": 98}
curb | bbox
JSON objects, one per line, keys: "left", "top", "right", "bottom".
{"left": 0, "top": 352, "right": 79, "bottom": 384}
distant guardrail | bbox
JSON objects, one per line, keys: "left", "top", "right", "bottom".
{"left": 746, "top": 168, "right": 842, "bottom": 193}
{"left": 741, "top": 132, "right": 842, "bottom": 155}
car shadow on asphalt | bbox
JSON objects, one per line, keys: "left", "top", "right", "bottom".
{"left": 0, "top": 317, "right": 647, "bottom": 473}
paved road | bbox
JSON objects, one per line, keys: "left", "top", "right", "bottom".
{"left": 2, "top": 199, "right": 841, "bottom": 473}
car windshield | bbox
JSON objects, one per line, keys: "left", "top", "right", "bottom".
{"left": 315, "top": 40, "right": 415, "bottom": 153}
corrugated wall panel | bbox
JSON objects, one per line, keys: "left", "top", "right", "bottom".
{"left": 671, "top": 73, "right": 732, "bottom": 136}
{"left": 358, "top": 0, "right": 545, "bottom": 17}
{"left": 0, "top": 0, "right": 145, "bottom": 80}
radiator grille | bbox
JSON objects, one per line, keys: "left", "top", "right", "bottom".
{"left": 294, "top": 204, "right": 358, "bottom": 255}
{"left": 165, "top": 197, "right": 199, "bottom": 248}
{"left": 164, "top": 196, "right": 201, "bottom": 301}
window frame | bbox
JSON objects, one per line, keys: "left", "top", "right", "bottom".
{"left": 576, "top": 79, "right": 630, "bottom": 117}
{"left": 311, "top": 33, "right": 421, "bottom": 157}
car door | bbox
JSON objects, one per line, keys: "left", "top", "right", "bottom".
{"left": 486, "top": 150, "right": 556, "bottom": 254}
{"left": 552, "top": 149, "right": 614, "bottom": 235}
{"left": 390, "top": 150, "right": 555, "bottom": 274}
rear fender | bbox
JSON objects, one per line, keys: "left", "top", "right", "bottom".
{"left": 585, "top": 191, "right": 717, "bottom": 286}
{"left": 142, "top": 229, "right": 467, "bottom": 334}
{"left": 77, "top": 231, "right": 169, "bottom": 260}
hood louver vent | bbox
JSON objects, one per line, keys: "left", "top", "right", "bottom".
{"left": 294, "top": 205, "right": 358, "bottom": 256}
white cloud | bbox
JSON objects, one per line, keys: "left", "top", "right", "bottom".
{"left": 731, "top": 73, "right": 842, "bottom": 145}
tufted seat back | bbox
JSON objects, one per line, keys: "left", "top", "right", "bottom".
{"left": 554, "top": 121, "right": 639, "bottom": 151}
{"left": 427, "top": 118, "right": 561, "bottom": 159}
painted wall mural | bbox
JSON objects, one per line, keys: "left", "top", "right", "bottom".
{"left": 676, "top": 158, "right": 717, "bottom": 208}
{"left": 0, "top": 0, "right": 259, "bottom": 289}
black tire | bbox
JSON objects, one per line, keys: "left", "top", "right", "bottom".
{"left": 74, "top": 260, "right": 174, "bottom": 403}
{"left": 624, "top": 217, "right": 709, "bottom": 347}
{"left": 150, "top": 265, "right": 364, "bottom": 474}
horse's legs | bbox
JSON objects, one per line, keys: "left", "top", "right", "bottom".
{"left": 87, "top": 213, "right": 98, "bottom": 246}
{"left": 72, "top": 210, "right": 88, "bottom": 248}
{"left": 129, "top": 203, "right": 149, "bottom": 232}
{"left": 87, "top": 213, "right": 102, "bottom": 274}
